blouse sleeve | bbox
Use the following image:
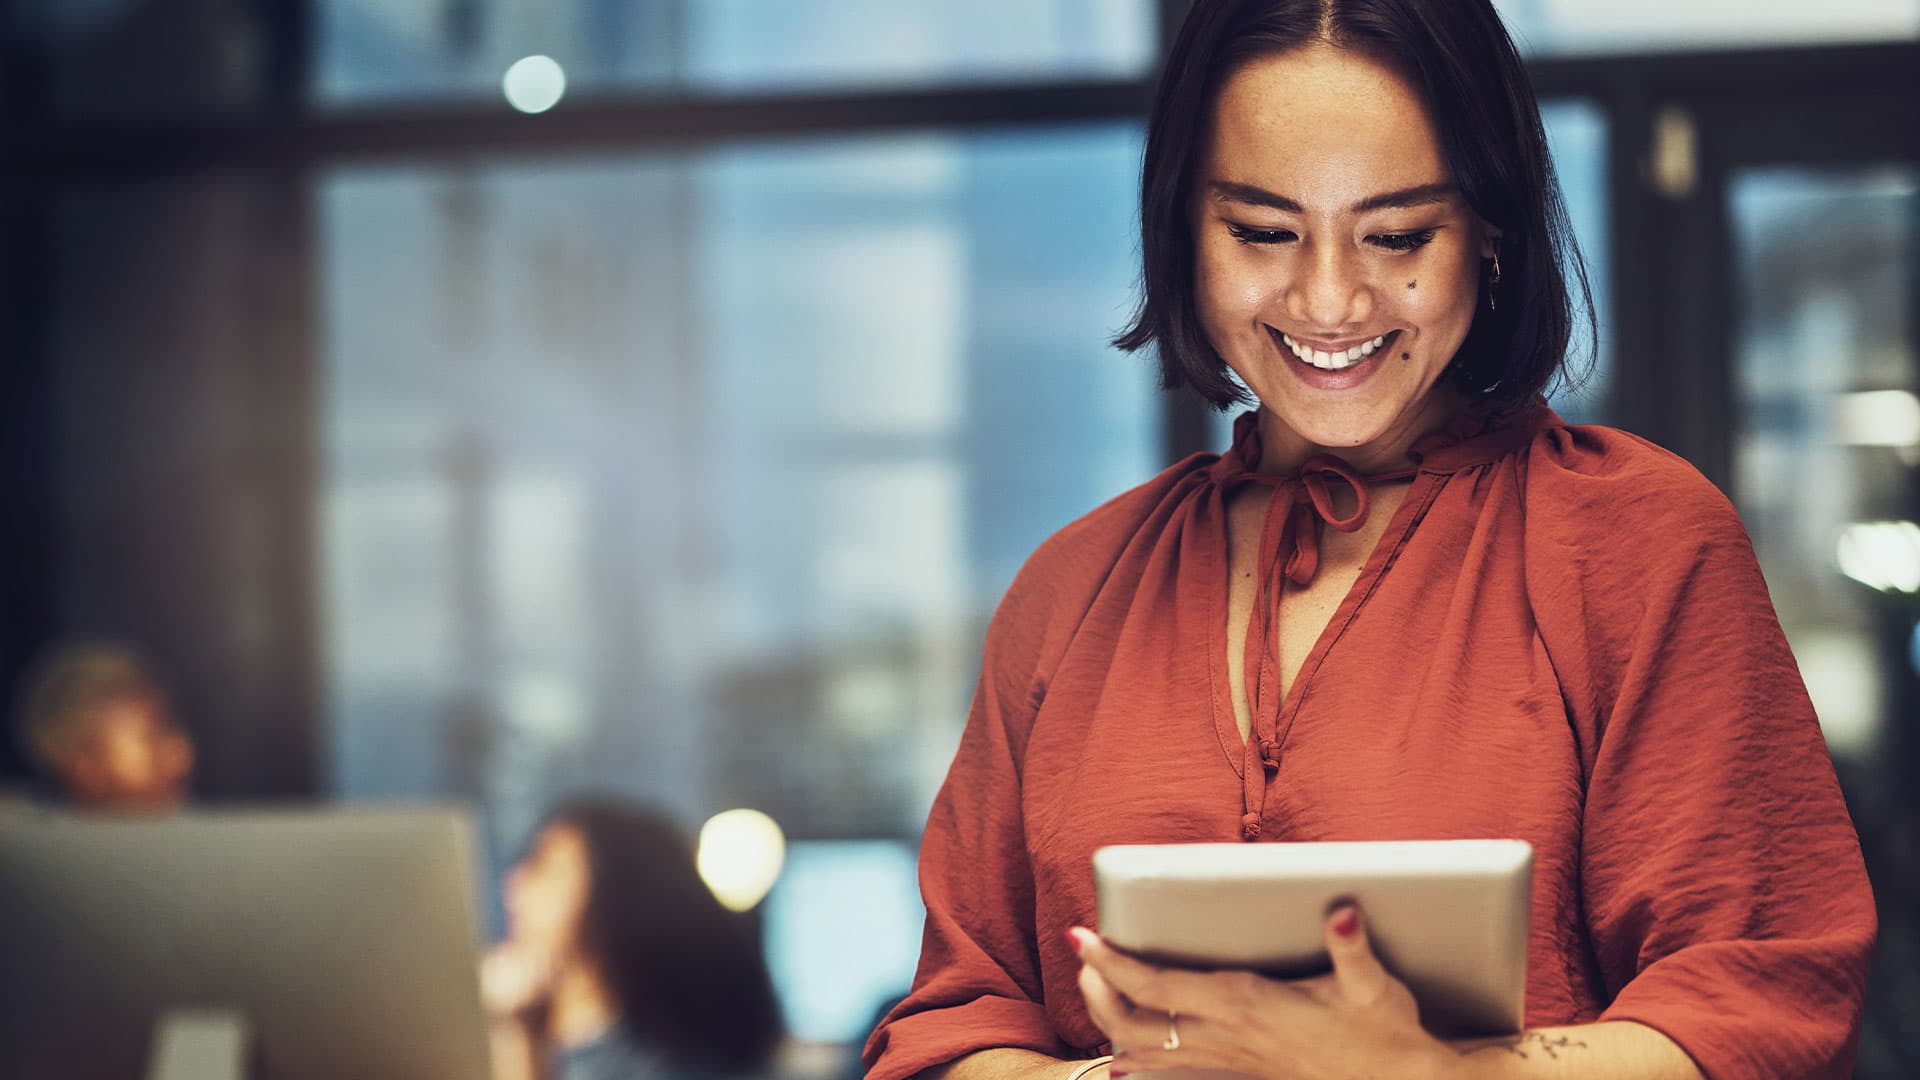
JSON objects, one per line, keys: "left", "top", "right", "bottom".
{"left": 1524, "top": 424, "right": 1877, "bottom": 1079}
{"left": 861, "top": 565, "right": 1070, "bottom": 1080}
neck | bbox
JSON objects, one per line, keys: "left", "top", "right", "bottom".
{"left": 545, "top": 961, "right": 622, "bottom": 1049}
{"left": 1253, "top": 386, "right": 1469, "bottom": 476}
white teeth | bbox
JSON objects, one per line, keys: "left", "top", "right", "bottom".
{"left": 1279, "top": 330, "right": 1394, "bottom": 371}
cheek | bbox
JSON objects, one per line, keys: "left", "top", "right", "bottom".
{"left": 99, "top": 731, "right": 152, "bottom": 777}
{"left": 1411, "top": 247, "right": 1483, "bottom": 317}
{"left": 511, "top": 875, "right": 567, "bottom": 937}
{"left": 516, "top": 867, "right": 590, "bottom": 945}
{"left": 555, "top": 867, "right": 591, "bottom": 928}
{"left": 1193, "top": 241, "right": 1271, "bottom": 325}
{"left": 1382, "top": 259, "right": 1479, "bottom": 344}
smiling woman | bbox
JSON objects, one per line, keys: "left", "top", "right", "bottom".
{"left": 863, "top": 2, "right": 1876, "bottom": 1080}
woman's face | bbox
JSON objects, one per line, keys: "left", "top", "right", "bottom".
{"left": 69, "top": 692, "right": 194, "bottom": 810}
{"left": 1191, "top": 43, "right": 1500, "bottom": 462}
{"left": 504, "top": 822, "right": 593, "bottom": 959}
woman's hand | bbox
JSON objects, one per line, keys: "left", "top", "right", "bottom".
{"left": 480, "top": 939, "right": 558, "bottom": 1024}
{"left": 1071, "top": 904, "right": 1454, "bottom": 1080}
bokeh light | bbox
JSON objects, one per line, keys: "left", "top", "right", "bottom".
{"left": 502, "top": 55, "right": 566, "bottom": 114}
{"left": 697, "top": 808, "right": 787, "bottom": 913}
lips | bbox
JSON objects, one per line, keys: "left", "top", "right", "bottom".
{"left": 1271, "top": 328, "right": 1402, "bottom": 371}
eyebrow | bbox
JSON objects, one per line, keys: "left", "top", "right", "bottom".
{"left": 1208, "top": 179, "right": 1458, "bottom": 215}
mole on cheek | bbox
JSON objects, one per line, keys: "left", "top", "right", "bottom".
{"left": 1402, "top": 353, "right": 1411, "bottom": 361}
{"left": 1406, "top": 280, "right": 1416, "bottom": 289}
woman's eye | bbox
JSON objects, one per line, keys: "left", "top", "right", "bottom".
{"left": 1225, "top": 223, "right": 1438, "bottom": 252}
{"left": 1371, "top": 230, "right": 1438, "bottom": 253}
{"left": 1226, "top": 224, "right": 1295, "bottom": 246}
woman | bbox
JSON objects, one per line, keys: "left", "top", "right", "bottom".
{"left": 861, "top": 3, "right": 1876, "bottom": 1079}
{"left": 485, "top": 797, "right": 784, "bottom": 1080}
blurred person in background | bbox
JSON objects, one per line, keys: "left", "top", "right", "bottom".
{"left": 483, "top": 796, "right": 784, "bottom": 1080}
{"left": 863, "top": 2, "right": 1876, "bottom": 1079}
{"left": 13, "top": 641, "right": 194, "bottom": 812}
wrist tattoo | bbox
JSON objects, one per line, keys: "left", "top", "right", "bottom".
{"left": 1486, "top": 1032, "right": 1589, "bottom": 1060}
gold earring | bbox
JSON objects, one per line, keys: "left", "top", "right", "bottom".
{"left": 1487, "top": 251, "right": 1502, "bottom": 312}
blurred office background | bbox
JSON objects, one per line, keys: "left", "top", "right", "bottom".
{"left": 1, "top": 0, "right": 1916, "bottom": 1074}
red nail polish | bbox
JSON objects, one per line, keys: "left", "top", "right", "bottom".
{"left": 1331, "top": 907, "right": 1359, "bottom": 937}
{"left": 1065, "top": 928, "right": 1085, "bottom": 954}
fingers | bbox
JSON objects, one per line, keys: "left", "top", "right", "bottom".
{"left": 1077, "top": 962, "right": 1145, "bottom": 1042}
{"left": 1288, "top": 970, "right": 1338, "bottom": 1006}
{"left": 1080, "top": 966, "right": 1199, "bottom": 1075}
{"left": 1323, "top": 902, "right": 1389, "bottom": 1005}
{"left": 480, "top": 941, "right": 558, "bottom": 1018}
{"left": 1068, "top": 927, "right": 1205, "bottom": 1013}
{"left": 1071, "top": 928, "right": 1219, "bottom": 1059}
{"left": 1079, "top": 961, "right": 1201, "bottom": 1063}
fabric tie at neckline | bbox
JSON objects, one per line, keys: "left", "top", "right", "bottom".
{"left": 1235, "top": 452, "right": 1402, "bottom": 587}
{"left": 1215, "top": 411, "right": 1489, "bottom": 842}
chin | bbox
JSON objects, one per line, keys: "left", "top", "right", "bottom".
{"left": 1263, "top": 396, "right": 1404, "bottom": 450}
{"left": 1288, "top": 414, "right": 1384, "bottom": 447}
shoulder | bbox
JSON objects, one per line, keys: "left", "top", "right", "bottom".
{"left": 1517, "top": 420, "right": 1774, "bottom": 651}
{"left": 1520, "top": 420, "right": 1749, "bottom": 552}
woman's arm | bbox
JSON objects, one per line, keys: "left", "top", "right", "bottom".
{"left": 864, "top": 562, "right": 1088, "bottom": 1080}
{"left": 1445, "top": 1022, "right": 1700, "bottom": 1080}
{"left": 923, "top": 1048, "right": 1103, "bottom": 1080}
{"left": 1522, "top": 433, "right": 1875, "bottom": 1078}
{"left": 920, "top": 1025, "right": 1696, "bottom": 1080}
{"left": 488, "top": 1019, "right": 551, "bottom": 1080}
{"left": 480, "top": 945, "right": 556, "bottom": 1080}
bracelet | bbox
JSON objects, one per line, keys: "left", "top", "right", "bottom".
{"left": 1063, "top": 1054, "right": 1114, "bottom": 1080}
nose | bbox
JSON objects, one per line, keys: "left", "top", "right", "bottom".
{"left": 1285, "top": 240, "right": 1372, "bottom": 331}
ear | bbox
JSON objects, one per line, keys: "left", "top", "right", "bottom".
{"left": 1480, "top": 226, "right": 1503, "bottom": 259}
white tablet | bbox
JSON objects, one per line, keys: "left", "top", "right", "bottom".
{"left": 1093, "top": 840, "right": 1532, "bottom": 1039}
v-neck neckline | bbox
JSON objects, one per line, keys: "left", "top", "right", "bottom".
{"left": 1204, "top": 468, "right": 1445, "bottom": 779}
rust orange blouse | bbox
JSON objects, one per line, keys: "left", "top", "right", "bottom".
{"left": 862, "top": 398, "right": 1876, "bottom": 1080}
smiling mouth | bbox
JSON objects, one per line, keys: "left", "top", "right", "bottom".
{"left": 1272, "top": 328, "right": 1402, "bottom": 370}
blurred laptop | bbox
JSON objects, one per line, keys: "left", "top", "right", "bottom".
{"left": 0, "top": 806, "right": 491, "bottom": 1080}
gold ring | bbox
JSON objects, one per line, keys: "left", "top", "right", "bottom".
{"left": 1161, "top": 1010, "right": 1181, "bottom": 1052}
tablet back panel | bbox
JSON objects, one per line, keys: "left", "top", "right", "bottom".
{"left": 1095, "top": 840, "right": 1531, "bottom": 1041}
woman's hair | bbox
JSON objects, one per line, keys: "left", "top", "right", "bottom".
{"left": 545, "top": 796, "right": 784, "bottom": 1072}
{"left": 1114, "top": 0, "right": 1597, "bottom": 418}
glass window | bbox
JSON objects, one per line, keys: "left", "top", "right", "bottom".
{"left": 321, "top": 122, "right": 1156, "bottom": 1000}
{"left": 1729, "top": 166, "right": 1918, "bottom": 763}
{"left": 1541, "top": 99, "right": 1612, "bottom": 424}
{"left": 763, "top": 840, "right": 923, "bottom": 1043}
{"left": 1494, "top": 0, "right": 1919, "bottom": 55}
{"left": 316, "top": 0, "right": 1158, "bottom": 107}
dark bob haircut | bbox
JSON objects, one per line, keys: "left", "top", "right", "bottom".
{"left": 1114, "top": 0, "right": 1596, "bottom": 418}
{"left": 543, "top": 796, "right": 784, "bottom": 1073}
